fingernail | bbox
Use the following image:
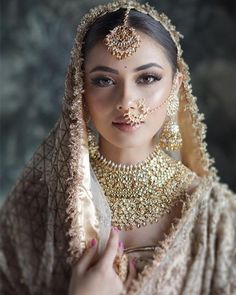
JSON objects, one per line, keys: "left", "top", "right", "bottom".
{"left": 91, "top": 239, "right": 97, "bottom": 247}
{"left": 112, "top": 227, "right": 119, "bottom": 233}
{"left": 119, "top": 241, "right": 124, "bottom": 249}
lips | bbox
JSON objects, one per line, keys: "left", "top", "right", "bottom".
{"left": 113, "top": 120, "right": 129, "bottom": 124}
{"left": 113, "top": 116, "right": 129, "bottom": 124}
{"left": 112, "top": 121, "right": 142, "bottom": 132}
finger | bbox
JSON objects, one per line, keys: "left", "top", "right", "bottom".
{"left": 101, "top": 227, "right": 119, "bottom": 267}
{"left": 117, "top": 241, "right": 124, "bottom": 257}
{"left": 124, "top": 259, "right": 137, "bottom": 289}
{"left": 74, "top": 239, "right": 97, "bottom": 275}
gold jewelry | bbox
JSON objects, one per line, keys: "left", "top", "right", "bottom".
{"left": 88, "top": 129, "right": 195, "bottom": 230}
{"left": 159, "top": 72, "right": 182, "bottom": 150}
{"left": 123, "top": 93, "right": 172, "bottom": 126}
{"left": 63, "top": 0, "right": 217, "bottom": 266}
{"left": 104, "top": 6, "right": 141, "bottom": 60}
{"left": 123, "top": 98, "right": 149, "bottom": 125}
{"left": 159, "top": 117, "right": 182, "bottom": 151}
{"left": 113, "top": 253, "right": 129, "bottom": 282}
{"left": 123, "top": 72, "right": 181, "bottom": 127}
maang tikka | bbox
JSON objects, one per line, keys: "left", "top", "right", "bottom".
{"left": 104, "top": 5, "right": 182, "bottom": 151}
{"left": 104, "top": 6, "right": 141, "bottom": 60}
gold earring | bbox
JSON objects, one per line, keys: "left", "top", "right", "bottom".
{"left": 159, "top": 79, "right": 182, "bottom": 151}
{"left": 159, "top": 116, "right": 182, "bottom": 151}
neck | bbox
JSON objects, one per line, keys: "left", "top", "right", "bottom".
{"left": 98, "top": 136, "right": 156, "bottom": 165}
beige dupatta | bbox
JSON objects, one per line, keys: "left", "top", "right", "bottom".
{"left": 0, "top": 1, "right": 235, "bottom": 294}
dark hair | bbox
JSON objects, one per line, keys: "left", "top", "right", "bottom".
{"left": 82, "top": 8, "right": 177, "bottom": 73}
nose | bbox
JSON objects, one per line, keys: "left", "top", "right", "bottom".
{"left": 116, "top": 84, "right": 137, "bottom": 111}
{"left": 117, "top": 103, "right": 135, "bottom": 111}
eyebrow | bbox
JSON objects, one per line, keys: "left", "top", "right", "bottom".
{"left": 89, "top": 62, "right": 163, "bottom": 74}
{"left": 89, "top": 66, "right": 119, "bottom": 74}
{"left": 134, "top": 63, "right": 163, "bottom": 71}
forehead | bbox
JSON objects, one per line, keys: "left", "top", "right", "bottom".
{"left": 84, "top": 31, "right": 172, "bottom": 71}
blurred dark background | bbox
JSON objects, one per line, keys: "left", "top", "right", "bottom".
{"left": 0, "top": 0, "right": 236, "bottom": 202}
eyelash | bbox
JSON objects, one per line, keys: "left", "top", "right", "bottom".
{"left": 137, "top": 72, "right": 162, "bottom": 85}
{"left": 91, "top": 72, "right": 162, "bottom": 87}
{"left": 91, "top": 76, "right": 114, "bottom": 87}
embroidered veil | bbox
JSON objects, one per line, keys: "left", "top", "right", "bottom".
{"left": 0, "top": 1, "right": 235, "bottom": 294}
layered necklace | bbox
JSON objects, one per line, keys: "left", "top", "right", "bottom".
{"left": 88, "top": 130, "right": 196, "bottom": 230}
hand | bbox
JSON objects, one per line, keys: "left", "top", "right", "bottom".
{"left": 68, "top": 228, "right": 136, "bottom": 295}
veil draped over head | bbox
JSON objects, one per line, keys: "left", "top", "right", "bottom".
{"left": 1, "top": 1, "right": 235, "bottom": 295}
{"left": 61, "top": 0, "right": 219, "bottom": 261}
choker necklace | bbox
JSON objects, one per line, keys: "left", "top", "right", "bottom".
{"left": 88, "top": 130, "right": 196, "bottom": 230}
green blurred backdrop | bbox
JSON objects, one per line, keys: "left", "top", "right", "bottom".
{"left": 0, "top": 0, "right": 236, "bottom": 202}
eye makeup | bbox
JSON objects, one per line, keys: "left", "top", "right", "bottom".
{"left": 136, "top": 71, "right": 162, "bottom": 85}
{"left": 90, "top": 71, "right": 162, "bottom": 87}
{"left": 91, "top": 76, "right": 116, "bottom": 87}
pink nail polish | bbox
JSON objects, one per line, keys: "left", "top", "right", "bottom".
{"left": 119, "top": 241, "right": 124, "bottom": 249}
{"left": 91, "top": 239, "right": 97, "bottom": 247}
{"left": 112, "top": 227, "right": 118, "bottom": 233}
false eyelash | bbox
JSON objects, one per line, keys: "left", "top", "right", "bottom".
{"left": 137, "top": 71, "right": 162, "bottom": 82}
{"left": 91, "top": 76, "right": 116, "bottom": 87}
{"left": 90, "top": 71, "right": 162, "bottom": 87}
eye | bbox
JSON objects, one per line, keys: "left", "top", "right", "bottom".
{"left": 91, "top": 76, "right": 116, "bottom": 87}
{"left": 137, "top": 73, "right": 162, "bottom": 85}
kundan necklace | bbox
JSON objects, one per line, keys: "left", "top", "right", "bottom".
{"left": 88, "top": 130, "right": 196, "bottom": 230}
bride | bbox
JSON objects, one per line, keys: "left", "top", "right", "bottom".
{"left": 1, "top": 1, "right": 235, "bottom": 295}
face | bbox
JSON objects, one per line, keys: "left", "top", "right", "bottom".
{"left": 83, "top": 31, "right": 182, "bottom": 150}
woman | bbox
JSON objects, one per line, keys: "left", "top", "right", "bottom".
{"left": 0, "top": 1, "right": 235, "bottom": 294}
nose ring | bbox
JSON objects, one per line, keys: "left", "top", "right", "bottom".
{"left": 123, "top": 98, "right": 149, "bottom": 125}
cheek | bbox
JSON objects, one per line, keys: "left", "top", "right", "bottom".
{"left": 147, "top": 85, "right": 169, "bottom": 109}
{"left": 146, "top": 90, "right": 169, "bottom": 132}
{"left": 85, "top": 92, "right": 113, "bottom": 117}
{"left": 146, "top": 105, "right": 167, "bottom": 137}
{"left": 84, "top": 80, "right": 113, "bottom": 114}
{"left": 84, "top": 96, "right": 116, "bottom": 135}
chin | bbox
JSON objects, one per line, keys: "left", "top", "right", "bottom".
{"left": 97, "top": 123, "right": 159, "bottom": 149}
{"left": 108, "top": 133, "right": 153, "bottom": 149}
